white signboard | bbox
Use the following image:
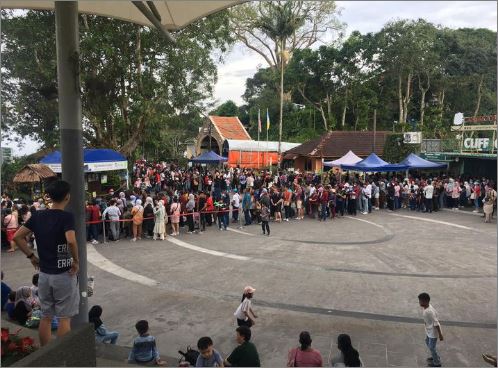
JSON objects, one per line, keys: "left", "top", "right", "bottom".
{"left": 45, "top": 161, "right": 127, "bottom": 173}
{"left": 463, "top": 138, "right": 497, "bottom": 150}
{"left": 403, "top": 132, "right": 422, "bottom": 144}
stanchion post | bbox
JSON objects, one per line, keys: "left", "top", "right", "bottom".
{"left": 102, "top": 219, "right": 107, "bottom": 243}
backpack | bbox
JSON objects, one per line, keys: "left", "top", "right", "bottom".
{"left": 178, "top": 346, "right": 200, "bottom": 366}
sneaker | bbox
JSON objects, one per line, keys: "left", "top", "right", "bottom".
{"left": 91, "top": 240, "right": 98, "bottom": 245}
{"left": 427, "top": 358, "right": 434, "bottom": 362}
{"left": 428, "top": 363, "right": 441, "bottom": 367}
{"left": 131, "top": 238, "right": 137, "bottom": 242}
{"left": 187, "top": 231, "right": 193, "bottom": 234}
{"left": 262, "top": 232, "right": 266, "bottom": 235}
{"left": 284, "top": 218, "right": 289, "bottom": 222}
{"left": 266, "top": 233, "right": 270, "bottom": 236}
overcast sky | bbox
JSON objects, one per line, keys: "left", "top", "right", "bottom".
{"left": 3, "top": 1, "right": 497, "bottom": 156}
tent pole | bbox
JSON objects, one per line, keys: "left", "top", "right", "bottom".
{"left": 55, "top": 1, "right": 88, "bottom": 326}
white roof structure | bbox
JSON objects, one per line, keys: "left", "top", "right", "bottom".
{"left": 324, "top": 150, "right": 362, "bottom": 167}
{"left": 225, "top": 139, "right": 301, "bottom": 152}
{"left": 1, "top": 1, "right": 244, "bottom": 31}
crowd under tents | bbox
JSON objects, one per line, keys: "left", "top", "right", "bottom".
{"left": 190, "top": 150, "right": 228, "bottom": 164}
{"left": 325, "top": 151, "right": 447, "bottom": 173}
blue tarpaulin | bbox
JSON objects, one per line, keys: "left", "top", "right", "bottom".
{"left": 40, "top": 149, "right": 127, "bottom": 173}
{"left": 399, "top": 153, "right": 448, "bottom": 170}
{"left": 341, "top": 153, "right": 409, "bottom": 172}
{"left": 190, "top": 151, "right": 228, "bottom": 164}
{"left": 41, "top": 149, "right": 126, "bottom": 163}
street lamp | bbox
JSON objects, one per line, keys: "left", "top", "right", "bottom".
{"left": 393, "top": 120, "right": 398, "bottom": 132}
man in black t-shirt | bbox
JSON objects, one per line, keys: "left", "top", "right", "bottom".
{"left": 14, "top": 180, "right": 80, "bottom": 347}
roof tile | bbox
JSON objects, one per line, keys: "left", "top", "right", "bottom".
{"left": 285, "top": 131, "right": 390, "bottom": 158}
{"left": 209, "top": 116, "right": 251, "bottom": 141}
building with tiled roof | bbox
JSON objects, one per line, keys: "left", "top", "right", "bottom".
{"left": 284, "top": 131, "right": 391, "bottom": 172}
{"left": 196, "top": 116, "right": 251, "bottom": 155}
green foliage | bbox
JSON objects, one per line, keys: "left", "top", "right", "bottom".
{"left": 383, "top": 134, "right": 419, "bottom": 163}
{"left": 211, "top": 100, "right": 239, "bottom": 116}
{"left": 1, "top": 9, "right": 234, "bottom": 158}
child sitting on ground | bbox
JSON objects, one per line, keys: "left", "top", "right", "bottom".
{"left": 128, "top": 320, "right": 166, "bottom": 366}
{"left": 196, "top": 336, "right": 224, "bottom": 367}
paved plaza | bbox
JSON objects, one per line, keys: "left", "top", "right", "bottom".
{"left": 2, "top": 210, "right": 496, "bottom": 366}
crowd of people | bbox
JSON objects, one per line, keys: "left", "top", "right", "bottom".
{"left": 1, "top": 163, "right": 496, "bottom": 248}
{"left": 1, "top": 163, "right": 496, "bottom": 367}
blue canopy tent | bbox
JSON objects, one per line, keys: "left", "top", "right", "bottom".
{"left": 341, "top": 153, "right": 409, "bottom": 172}
{"left": 40, "top": 148, "right": 129, "bottom": 188}
{"left": 190, "top": 151, "right": 228, "bottom": 164}
{"left": 40, "top": 149, "right": 127, "bottom": 173}
{"left": 399, "top": 153, "right": 448, "bottom": 170}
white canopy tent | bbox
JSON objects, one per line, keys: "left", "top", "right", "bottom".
{"left": 224, "top": 139, "right": 301, "bottom": 152}
{"left": 323, "top": 150, "right": 362, "bottom": 167}
{"left": 1, "top": 0, "right": 244, "bottom": 325}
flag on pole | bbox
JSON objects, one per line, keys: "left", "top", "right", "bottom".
{"left": 266, "top": 108, "right": 270, "bottom": 131}
{"left": 258, "top": 109, "right": 262, "bottom": 133}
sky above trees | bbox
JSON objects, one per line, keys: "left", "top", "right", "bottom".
{"left": 213, "top": 1, "right": 497, "bottom": 106}
{"left": 3, "top": 0, "right": 497, "bottom": 156}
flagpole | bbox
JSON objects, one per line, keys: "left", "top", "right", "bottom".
{"left": 257, "top": 109, "right": 261, "bottom": 169}
{"left": 266, "top": 108, "right": 270, "bottom": 168}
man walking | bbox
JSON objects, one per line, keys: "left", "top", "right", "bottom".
{"left": 418, "top": 293, "right": 443, "bottom": 367}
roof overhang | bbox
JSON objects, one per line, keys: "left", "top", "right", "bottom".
{"left": 1, "top": 1, "right": 245, "bottom": 31}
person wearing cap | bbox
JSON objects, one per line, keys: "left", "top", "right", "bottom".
{"left": 234, "top": 286, "right": 258, "bottom": 328}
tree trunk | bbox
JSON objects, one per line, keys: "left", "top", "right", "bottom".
{"left": 326, "top": 92, "right": 332, "bottom": 122}
{"left": 120, "top": 116, "right": 146, "bottom": 157}
{"left": 418, "top": 72, "right": 430, "bottom": 127}
{"left": 319, "top": 105, "right": 328, "bottom": 131}
{"left": 402, "top": 71, "right": 412, "bottom": 126}
{"left": 341, "top": 86, "right": 348, "bottom": 128}
{"left": 438, "top": 88, "right": 445, "bottom": 121}
{"left": 398, "top": 74, "right": 403, "bottom": 126}
{"left": 473, "top": 74, "right": 484, "bottom": 117}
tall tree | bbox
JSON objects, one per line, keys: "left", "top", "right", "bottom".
{"left": 1, "top": 10, "right": 234, "bottom": 157}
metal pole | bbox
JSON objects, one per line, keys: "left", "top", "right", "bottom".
{"left": 55, "top": 1, "right": 88, "bottom": 325}
{"left": 278, "top": 40, "right": 284, "bottom": 169}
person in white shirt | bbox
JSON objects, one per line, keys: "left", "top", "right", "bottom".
{"left": 102, "top": 199, "right": 122, "bottom": 241}
{"left": 234, "top": 286, "right": 257, "bottom": 327}
{"left": 423, "top": 181, "right": 434, "bottom": 213}
{"left": 232, "top": 190, "right": 241, "bottom": 223}
{"left": 418, "top": 293, "right": 443, "bottom": 367}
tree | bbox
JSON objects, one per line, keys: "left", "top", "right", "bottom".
{"left": 1, "top": 10, "right": 234, "bottom": 157}
{"left": 230, "top": 0, "right": 343, "bottom": 163}
{"left": 210, "top": 100, "right": 239, "bottom": 116}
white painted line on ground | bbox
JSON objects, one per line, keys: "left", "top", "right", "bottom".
{"left": 389, "top": 214, "right": 473, "bottom": 230}
{"left": 87, "top": 245, "right": 159, "bottom": 287}
{"left": 226, "top": 227, "right": 254, "bottom": 236}
{"left": 166, "top": 236, "right": 251, "bottom": 261}
{"left": 346, "top": 216, "right": 389, "bottom": 231}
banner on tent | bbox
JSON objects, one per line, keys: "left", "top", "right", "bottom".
{"left": 46, "top": 161, "right": 127, "bottom": 173}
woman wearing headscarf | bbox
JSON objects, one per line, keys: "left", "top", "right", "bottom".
{"left": 170, "top": 196, "right": 181, "bottom": 236}
{"left": 186, "top": 193, "right": 196, "bottom": 234}
{"left": 131, "top": 199, "right": 144, "bottom": 242}
{"left": 153, "top": 200, "right": 166, "bottom": 240}
{"left": 13, "top": 286, "right": 32, "bottom": 325}
{"left": 88, "top": 305, "right": 119, "bottom": 344}
{"left": 143, "top": 197, "right": 155, "bottom": 238}
{"left": 331, "top": 334, "right": 362, "bottom": 367}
